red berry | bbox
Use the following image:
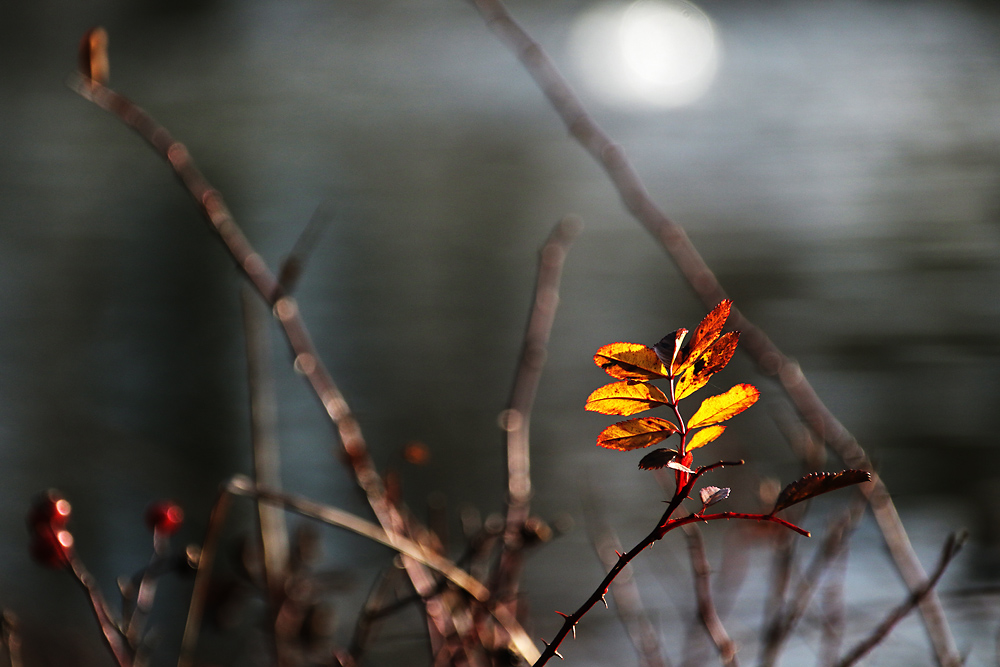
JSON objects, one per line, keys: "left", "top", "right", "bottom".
{"left": 145, "top": 500, "right": 184, "bottom": 535}
{"left": 27, "top": 490, "right": 72, "bottom": 530}
{"left": 30, "top": 528, "right": 73, "bottom": 569}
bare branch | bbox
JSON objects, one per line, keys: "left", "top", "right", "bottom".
{"left": 465, "top": 1, "right": 960, "bottom": 663}
{"left": 835, "top": 532, "right": 966, "bottom": 667}
{"left": 278, "top": 200, "right": 336, "bottom": 293}
{"left": 1, "top": 611, "right": 23, "bottom": 667}
{"left": 683, "top": 525, "right": 738, "bottom": 667}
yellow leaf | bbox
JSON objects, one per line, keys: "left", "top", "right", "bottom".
{"left": 594, "top": 342, "right": 669, "bottom": 380}
{"left": 675, "top": 331, "right": 740, "bottom": 400}
{"left": 687, "top": 383, "right": 759, "bottom": 429}
{"left": 675, "top": 300, "right": 732, "bottom": 375}
{"left": 686, "top": 425, "right": 726, "bottom": 451}
{"left": 597, "top": 417, "right": 679, "bottom": 451}
{"left": 585, "top": 381, "right": 670, "bottom": 416}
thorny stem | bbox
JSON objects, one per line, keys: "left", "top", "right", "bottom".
{"left": 534, "top": 461, "right": 807, "bottom": 667}
{"left": 466, "top": 1, "right": 961, "bottom": 664}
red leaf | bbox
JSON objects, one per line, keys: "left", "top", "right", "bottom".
{"left": 771, "top": 470, "right": 872, "bottom": 514}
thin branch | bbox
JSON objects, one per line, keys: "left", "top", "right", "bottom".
{"left": 278, "top": 200, "right": 335, "bottom": 294}
{"left": 760, "top": 501, "right": 864, "bottom": 667}
{"left": 835, "top": 532, "right": 966, "bottom": 667}
{"left": 68, "top": 557, "right": 133, "bottom": 667}
{"left": 224, "top": 475, "right": 541, "bottom": 663}
{"left": 464, "top": 2, "right": 961, "bottom": 664}
{"left": 1, "top": 611, "right": 23, "bottom": 667}
{"left": 683, "top": 525, "right": 738, "bottom": 667}
{"left": 816, "top": 536, "right": 850, "bottom": 667}
{"left": 177, "top": 486, "right": 232, "bottom": 667}
{"left": 586, "top": 496, "right": 671, "bottom": 667}
{"left": 71, "top": 70, "right": 473, "bottom": 658}
{"left": 494, "top": 216, "right": 580, "bottom": 601}
{"left": 242, "top": 288, "right": 290, "bottom": 603}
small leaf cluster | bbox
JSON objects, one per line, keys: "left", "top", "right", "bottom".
{"left": 586, "top": 300, "right": 756, "bottom": 484}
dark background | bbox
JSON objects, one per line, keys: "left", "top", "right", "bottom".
{"left": 2, "top": 0, "right": 1000, "bottom": 664}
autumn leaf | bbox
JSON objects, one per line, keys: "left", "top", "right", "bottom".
{"left": 594, "top": 343, "right": 669, "bottom": 380}
{"left": 638, "top": 448, "right": 679, "bottom": 470}
{"left": 675, "top": 300, "right": 732, "bottom": 375}
{"left": 685, "top": 424, "right": 727, "bottom": 451}
{"left": 675, "top": 331, "right": 740, "bottom": 400}
{"left": 686, "top": 383, "right": 759, "bottom": 429}
{"left": 652, "top": 328, "right": 687, "bottom": 374}
{"left": 597, "top": 417, "right": 679, "bottom": 451}
{"left": 585, "top": 381, "right": 670, "bottom": 416}
{"left": 771, "top": 470, "right": 872, "bottom": 514}
{"left": 699, "top": 486, "right": 730, "bottom": 509}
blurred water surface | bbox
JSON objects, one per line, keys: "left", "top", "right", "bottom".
{"left": 1, "top": 0, "right": 1000, "bottom": 664}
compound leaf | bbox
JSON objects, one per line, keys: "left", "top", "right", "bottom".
{"left": 594, "top": 342, "right": 669, "bottom": 380}
{"left": 597, "top": 417, "right": 679, "bottom": 451}
{"left": 675, "top": 300, "right": 732, "bottom": 375}
{"left": 687, "top": 384, "right": 759, "bottom": 429}
{"left": 686, "top": 424, "right": 727, "bottom": 451}
{"left": 585, "top": 381, "right": 670, "bottom": 416}
{"left": 771, "top": 470, "right": 872, "bottom": 514}
{"left": 638, "top": 448, "right": 679, "bottom": 470}
{"left": 675, "top": 331, "right": 741, "bottom": 400}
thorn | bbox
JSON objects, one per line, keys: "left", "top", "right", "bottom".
{"left": 614, "top": 550, "right": 623, "bottom": 558}
{"left": 555, "top": 610, "right": 569, "bottom": 619}
{"left": 540, "top": 639, "right": 550, "bottom": 647}
{"left": 555, "top": 649, "right": 564, "bottom": 660}
{"left": 571, "top": 624, "right": 576, "bottom": 639}
{"left": 601, "top": 595, "right": 608, "bottom": 609}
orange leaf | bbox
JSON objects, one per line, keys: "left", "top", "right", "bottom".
{"left": 675, "top": 331, "right": 741, "bottom": 400}
{"left": 594, "top": 343, "right": 669, "bottom": 380}
{"left": 685, "top": 424, "right": 726, "bottom": 451}
{"left": 585, "top": 381, "right": 670, "bottom": 416}
{"left": 771, "top": 470, "right": 872, "bottom": 514}
{"left": 687, "top": 383, "right": 759, "bottom": 429}
{"left": 675, "top": 300, "right": 732, "bottom": 375}
{"left": 597, "top": 417, "right": 679, "bottom": 451}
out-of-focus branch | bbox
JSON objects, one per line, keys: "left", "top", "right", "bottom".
{"left": 683, "top": 525, "right": 738, "bottom": 667}
{"left": 586, "top": 497, "right": 671, "bottom": 667}
{"left": 835, "top": 532, "right": 966, "bottom": 667}
{"left": 70, "top": 67, "right": 473, "bottom": 659}
{"left": 225, "top": 475, "right": 541, "bottom": 663}
{"left": 465, "top": 2, "right": 960, "bottom": 664}
{"left": 494, "top": 216, "right": 580, "bottom": 601}
{"left": 278, "top": 200, "right": 335, "bottom": 294}
{"left": 1, "top": 611, "right": 23, "bottom": 667}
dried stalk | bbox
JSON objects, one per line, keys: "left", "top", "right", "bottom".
{"left": 586, "top": 498, "right": 671, "bottom": 667}
{"left": 835, "top": 532, "right": 966, "bottom": 667}
{"left": 70, "top": 71, "right": 485, "bottom": 662}
{"left": 1, "top": 611, "right": 23, "bottom": 667}
{"left": 465, "top": 2, "right": 960, "bottom": 664}
{"left": 683, "top": 525, "right": 738, "bottom": 667}
{"left": 68, "top": 557, "right": 133, "bottom": 667}
{"left": 494, "top": 216, "right": 580, "bottom": 601}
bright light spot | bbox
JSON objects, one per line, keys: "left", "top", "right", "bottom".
{"left": 569, "top": 0, "right": 720, "bottom": 108}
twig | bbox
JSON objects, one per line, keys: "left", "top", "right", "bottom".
{"left": 70, "top": 69, "right": 470, "bottom": 658}
{"left": 816, "top": 537, "right": 850, "bottom": 667}
{"left": 683, "top": 525, "right": 738, "bottom": 667}
{"left": 760, "top": 501, "right": 864, "bottom": 667}
{"left": 464, "top": 2, "right": 961, "bottom": 665}
{"left": 494, "top": 216, "right": 580, "bottom": 601}
{"left": 534, "top": 461, "right": 806, "bottom": 667}
{"left": 68, "top": 558, "right": 133, "bottom": 667}
{"left": 177, "top": 485, "right": 231, "bottom": 667}
{"left": 350, "top": 568, "right": 403, "bottom": 660}
{"left": 834, "top": 531, "right": 966, "bottom": 667}
{"left": 1, "top": 611, "right": 23, "bottom": 667}
{"left": 242, "top": 288, "right": 290, "bottom": 603}
{"left": 224, "top": 475, "right": 541, "bottom": 663}
{"left": 586, "top": 496, "right": 671, "bottom": 667}
{"left": 278, "top": 200, "right": 335, "bottom": 293}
